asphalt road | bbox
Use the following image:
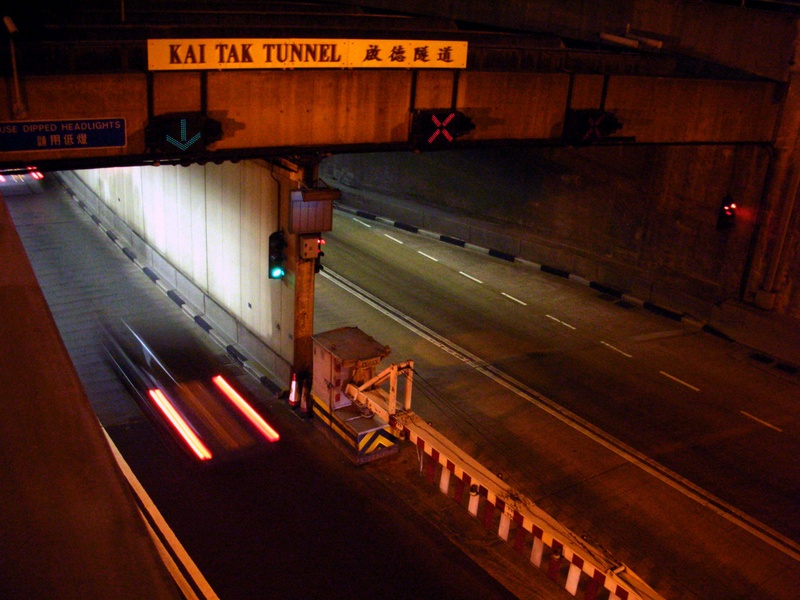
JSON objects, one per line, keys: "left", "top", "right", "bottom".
{"left": 321, "top": 210, "right": 800, "bottom": 543}
{"left": 8, "top": 173, "right": 800, "bottom": 599}
{"left": 314, "top": 208, "right": 800, "bottom": 599}
{"left": 5, "top": 177, "right": 523, "bottom": 600}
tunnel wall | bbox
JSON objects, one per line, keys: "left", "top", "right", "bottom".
{"left": 68, "top": 161, "right": 297, "bottom": 385}
{"left": 322, "top": 145, "right": 775, "bottom": 320}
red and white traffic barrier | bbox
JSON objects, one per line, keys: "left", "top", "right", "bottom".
{"left": 404, "top": 424, "right": 661, "bottom": 600}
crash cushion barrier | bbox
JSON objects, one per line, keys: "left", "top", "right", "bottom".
{"left": 406, "top": 425, "right": 663, "bottom": 600}
{"left": 310, "top": 392, "right": 399, "bottom": 464}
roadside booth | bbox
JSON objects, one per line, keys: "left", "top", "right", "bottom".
{"left": 311, "top": 327, "right": 400, "bottom": 463}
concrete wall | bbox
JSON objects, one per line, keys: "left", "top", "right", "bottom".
{"left": 71, "top": 160, "right": 298, "bottom": 385}
{"left": 321, "top": 144, "right": 774, "bottom": 320}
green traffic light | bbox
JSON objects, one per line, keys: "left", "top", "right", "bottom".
{"left": 270, "top": 266, "right": 285, "bottom": 279}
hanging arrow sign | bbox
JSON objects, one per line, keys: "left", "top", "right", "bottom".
{"left": 166, "top": 118, "right": 201, "bottom": 150}
{"left": 145, "top": 113, "right": 223, "bottom": 154}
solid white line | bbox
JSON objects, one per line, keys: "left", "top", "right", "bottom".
{"left": 545, "top": 314, "right": 576, "bottom": 330}
{"left": 659, "top": 371, "right": 700, "bottom": 392}
{"left": 501, "top": 292, "right": 527, "bottom": 306}
{"left": 601, "top": 341, "right": 633, "bottom": 358}
{"left": 352, "top": 218, "right": 372, "bottom": 228}
{"left": 102, "top": 430, "right": 219, "bottom": 599}
{"left": 384, "top": 234, "right": 404, "bottom": 244}
{"left": 418, "top": 251, "right": 439, "bottom": 262}
{"left": 741, "top": 411, "right": 783, "bottom": 432}
{"left": 459, "top": 271, "right": 483, "bottom": 284}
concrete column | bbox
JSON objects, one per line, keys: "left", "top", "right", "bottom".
{"left": 752, "top": 72, "right": 800, "bottom": 310}
{"left": 293, "top": 255, "right": 315, "bottom": 375}
{"left": 291, "top": 161, "right": 319, "bottom": 376}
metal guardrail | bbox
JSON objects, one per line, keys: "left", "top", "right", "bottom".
{"left": 347, "top": 361, "right": 662, "bottom": 598}
{"left": 393, "top": 411, "right": 664, "bottom": 600}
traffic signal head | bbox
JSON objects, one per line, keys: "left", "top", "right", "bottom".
{"left": 563, "top": 109, "right": 622, "bottom": 145}
{"left": 268, "top": 231, "right": 287, "bottom": 279}
{"left": 145, "top": 112, "right": 223, "bottom": 154}
{"left": 410, "top": 109, "right": 475, "bottom": 147}
{"left": 717, "top": 196, "right": 737, "bottom": 231}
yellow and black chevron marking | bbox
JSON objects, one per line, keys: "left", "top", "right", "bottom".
{"left": 358, "top": 428, "right": 398, "bottom": 456}
{"left": 311, "top": 395, "right": 398, "bottom": 460}
{"left": 312, "top": 396, "right": 358, "bottom": 450}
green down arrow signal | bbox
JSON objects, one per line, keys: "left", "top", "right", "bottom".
{"left": 166, "top": 118, "right": 202, "bottom": 151}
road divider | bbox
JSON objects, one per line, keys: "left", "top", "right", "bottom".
{"left": 399, "top": 416, "right": 663, "bottom": 600}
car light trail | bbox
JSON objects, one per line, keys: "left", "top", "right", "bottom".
{"left": 501, "top": 292, "right": 527, "bottom": 306}
{"left": 659, "top": 371, "right": 699, "bottom": 392}
{"left": 417, "top": 251, "right": 439, "bottom": 262}
{"left": 212, "top": 375, "right": 280, "bottom": 442}
{"left": 148, "top": 389, "right": 213, "bottom": 460}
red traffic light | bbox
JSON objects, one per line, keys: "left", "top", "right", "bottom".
{"left": 717, "top": 196, "right": 737, "bottom": 230}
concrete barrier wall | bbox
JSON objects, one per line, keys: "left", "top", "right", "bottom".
{"left": 62, "top": 161, "right": 296, "bottom": 386}
{"left": 321, "top": 143, "right": 771, "bottom": 321}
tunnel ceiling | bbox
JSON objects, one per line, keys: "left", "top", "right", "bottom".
{"left": 2, "top": 0, "right": 775, "bottom": 81}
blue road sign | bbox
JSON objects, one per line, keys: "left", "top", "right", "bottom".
{"left": 0, "top": 118, "right": 126, "bottom": 152}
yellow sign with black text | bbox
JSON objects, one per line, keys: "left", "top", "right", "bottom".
{"left": 148, "top": 39, "right": 468, "bottom": 70}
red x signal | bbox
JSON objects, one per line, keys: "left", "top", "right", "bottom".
{"left": 428, "top": 112, "right": 456, "bottom": 144}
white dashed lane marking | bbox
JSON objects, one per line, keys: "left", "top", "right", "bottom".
{"left": 384, "top": 234, "right": 404, "bottom": 244}
{"left": 741, "top": 411, "right": 783, "bottom": 432}
{"left": 418, "top": 251, "right": 439, "bottom": 262}
{"left": 501, "top": 292, "right": 527, "bottom": 306}
{"left": 659, "top": 371, "right": 700, "bottom": 392}
{"left": 352, "top": 218, "right": 372, "bottom": 228}
{"left": 459, "top": 271, "right": 483, "bottom": 284}
{"left": 545, "top": 314, "right": 576, "bottom": 330}
{"left": 601, "top": 341, "right": 633, "bottom": 358}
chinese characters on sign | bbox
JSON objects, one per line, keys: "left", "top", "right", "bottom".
{"left": 148, "top": 39, "right": 468, "bottom": 70}
{"left": 0, "top": 119, "right": 126, "bottom": 152}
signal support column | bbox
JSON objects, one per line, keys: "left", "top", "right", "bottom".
{"left": 294, "top": 240, "right": 316, "bottom": 379}
{"left": 289, "top": 160, "right": 337, "bottom": 380}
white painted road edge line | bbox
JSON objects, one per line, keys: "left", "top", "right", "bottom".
{"left": 384, "top": 234, "right": 404, "bottom": 244}
{"left": 601, "top": 341, "right": 633, "bottom": 358}
{"left": 102, "top": 429, "right": 219, "bottom": 600}
{"left": 352, "top": 218, "right": 372, "bottom": 228}
{"left": 659, "top": 370, "right": 700, "bottom": 392}
{"left": 459, "top": 271, "right": 483, "bottom": 284}
{"left": 418, "top": 251, "right": 439, "bottom": 262}
{"left": 741, "top": 411, "right": 783, "bottom": 432}
{"left": 501, "top": 292, "right": 527, "bottom": 306}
